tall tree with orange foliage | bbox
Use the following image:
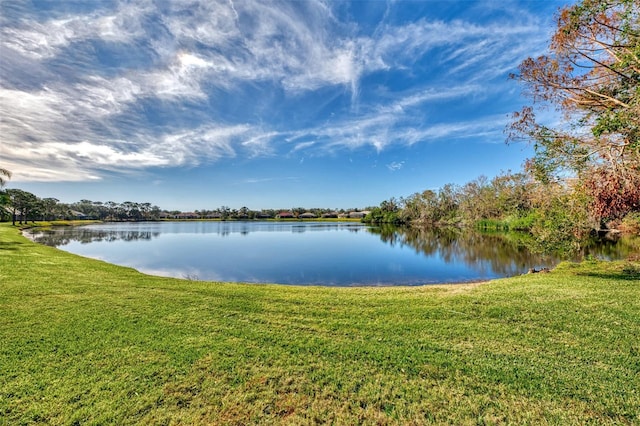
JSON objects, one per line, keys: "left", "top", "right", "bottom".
{"left": 509, "top": 0, "right": 639, "bottom": 222}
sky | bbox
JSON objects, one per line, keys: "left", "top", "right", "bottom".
{"left": 0, "top": 0, "right": 567, "bottom": 211}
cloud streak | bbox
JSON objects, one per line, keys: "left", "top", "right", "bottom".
{"left": 387, "top": 161, "right": 405, "bottom": 172}
{"left": 0, "top": 0, "right": 550, "bottom": 182}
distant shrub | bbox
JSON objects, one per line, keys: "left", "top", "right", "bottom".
{"left": 619, "top": 213, "right": 640, "bottom": 235}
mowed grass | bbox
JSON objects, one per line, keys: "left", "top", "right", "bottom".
{"left": 1, "top": 223, "right": 639, "bottom": 425}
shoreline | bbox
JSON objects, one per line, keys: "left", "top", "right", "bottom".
{"left": 13, "top": 220, "right": 637, "bottom": 288}
{"left": 17, "top": 221, "right": 525, "bottom": 288}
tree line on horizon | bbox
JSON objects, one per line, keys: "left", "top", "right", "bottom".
{"left": 0, "top": 190, "right": 162, "bottom": 224}
{"left": 0, "top": 187, "right": 368, "bottom": 225}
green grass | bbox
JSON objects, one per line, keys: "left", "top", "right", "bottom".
{"left": 1, "top": 223, "right": 639, "bottom": 425}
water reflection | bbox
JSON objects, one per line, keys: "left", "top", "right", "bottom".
{"left": 371, "top": 226, "right": 549, "bottom": 277}
{"left": 28, "top": 227, "right": 160, "bottom": 246}
{"left": 25, "top": 222, "right": 632, "bottom": 286}
{"left": 582, "top": 232, "right": 638, "bottom": 260}
{"left": 371, "top": 225, "right": 635, "bottom": 276}
{"left": 28, "top": 222, "right": 366, "bottom": 246}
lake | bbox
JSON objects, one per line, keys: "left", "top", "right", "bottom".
{"left": 26, "top": 221, "right": 632, "bottom": 286}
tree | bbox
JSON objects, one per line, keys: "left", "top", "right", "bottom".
{"left": 509, "top": 0, "right": 639, "bottom": 220}
{"left": 104, "top": 201, "right": 118, "bottom": 220}
{"left": 364, "top": 198, "right": 404, "bottom": 224}
{"left": 380, "top": 198, "right": 399, "bottom": 213}
{"left": 0, "top": 168, "right": 10, "bottom": 187}
{"left": 459, "top": 176, "right": 499, "bottom": 222}
{"left": 6, "top": 189, "right": 39, "bottom": 225}
{"left": 401, "top": 190, "right": 437, "bottom": 223}
{"left": 0, "top": 168, "right": 10, "bottom": 218}
{"left": 140, "top": 203, "right": 152, "bottom": 220}
{"left": 40, "top": 198, "right": 59, "bottom": 221}
{"left": 219, "top": 206, "right": 230, "bottom": 220}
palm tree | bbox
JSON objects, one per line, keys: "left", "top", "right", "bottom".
{"left": 0, "top": 167, "right": 11, "bottom": 187}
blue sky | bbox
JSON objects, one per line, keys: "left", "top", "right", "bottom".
{"left": 1, "top": 0, "right": 565, "bottom": 211}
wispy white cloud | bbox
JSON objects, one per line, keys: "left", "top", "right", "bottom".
{"left": 154, "top": 125, "right": 253, "bottom": 165}
{"left": 292, "top": 141, "right": 317, "bottom": 152}
{"left": 386, "top": 161, "right": 405, "bottom": 172}
{"left": 0, "top": 0, "right": 550, "bottom": 182}
{"left": 0, "top": 77, "right": 259, "bottom": 180}
{"left": 0, "top": 2, "right": 148, "bottom": 60}
{"left": 280, "top": 83, "right": 497, "bottom": 153}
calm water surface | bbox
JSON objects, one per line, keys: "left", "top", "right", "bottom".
{"left": 27, "top": 221, "right": 631, "bottom": 286}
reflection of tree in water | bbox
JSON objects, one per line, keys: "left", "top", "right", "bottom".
{"left": 371, "top": 225, "right": 557, "bottom": 276}
{"left": 29, "top": 228, "right": 159, "bottom": 247}
{"left": 210, "top": 222, "right": 366, "bottom": 236}
{"left": 370, "top": 225, "right": 634, "bottom": 276}
{"left": 582, "top": 233, "right": 639, "bottom": 260}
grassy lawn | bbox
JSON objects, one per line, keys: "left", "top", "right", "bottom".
{"left": 1, "top": 222, "right": 639, "bottom": 425}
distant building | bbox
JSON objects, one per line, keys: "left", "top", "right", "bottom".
{"left": 299, "top": 212, "right": 317, "bottom": 219}
{"left": 176, "top": 212, "right": 199, "bottom": 220}
{"left": 69, "top": 210, "right": 88, "bottom": 219}
{"left": 276, "top": 211, "right": 295, "bottom": 219}
{"left": 348, "top": 211, "right": 370, "bottom": 219}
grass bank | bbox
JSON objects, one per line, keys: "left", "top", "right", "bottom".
{"left": 1, "top": 223, "right": 638, "bottom": 424}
